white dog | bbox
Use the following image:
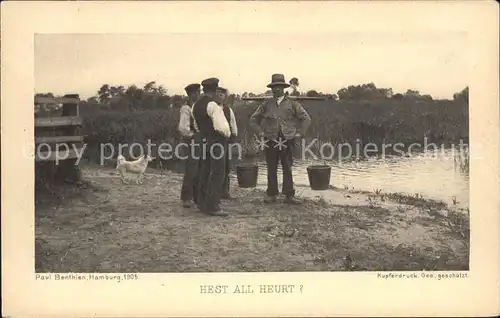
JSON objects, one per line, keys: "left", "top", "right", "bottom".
{"left": 116, "top": 154, "right": 153, "bottom": 184}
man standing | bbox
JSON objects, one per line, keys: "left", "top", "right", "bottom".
{"left": 249, "top": 74, "right": 311, "bottom": 204}
{"left": 192, "top": 78, "right": 231, "bottom": 216}
{"left": 216, "top": 87, "right": 238, "bottom": 199}
{"left": 178, "top": 83, "right": 202, "bottom": 208}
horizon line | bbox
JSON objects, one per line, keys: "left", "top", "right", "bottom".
{"left": 35, "top": 82, "right": 468, "bottom": 101}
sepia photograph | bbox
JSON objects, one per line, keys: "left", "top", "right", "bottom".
{"left": 34, "top": 32, "right": 470, "bottom": 273}
{"left": 2, "top": 1, "right": 499, "bottom": 317}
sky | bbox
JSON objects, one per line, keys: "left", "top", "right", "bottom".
{"left": 34, "top": 32, "right": 469, "bottom": 99}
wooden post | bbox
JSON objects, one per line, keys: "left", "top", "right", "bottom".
{"left": 56, "top": 94, "right": 82, "bottom": 183}
{"left": 35, "top": 94, "right": 84, "bottom": 188}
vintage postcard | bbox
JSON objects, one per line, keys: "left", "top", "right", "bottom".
{"left": 1, "top": 1, "right": 499, "bottom": 317}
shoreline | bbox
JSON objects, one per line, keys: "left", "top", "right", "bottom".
{"left": 82, "top": 138, "right": 469, "bottom": 164}
{"left": 35, "top": 164, "right": 469, "bottom": 272}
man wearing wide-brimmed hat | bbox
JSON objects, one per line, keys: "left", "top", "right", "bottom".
{"left": 216, "top": 86, "right": 238, "bottom": 199}
{"left": 178, "top": 83, "right": 202, "bottom": 208}
{"left": 192, "top": 77, "right": 231, "bottom": 216}
{"left": 249, "top": 74, "right": 311, "bottom": 204}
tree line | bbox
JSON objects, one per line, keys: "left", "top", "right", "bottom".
{"left": 35, "top": 78, "right": 469, "bottom": 114}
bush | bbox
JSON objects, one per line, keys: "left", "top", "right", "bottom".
{"left": 81, "top": 99, "right": 468, "bottom": 162}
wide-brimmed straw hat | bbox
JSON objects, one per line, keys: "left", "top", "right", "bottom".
{"left": 267, "top": 74, "right": 291, "bottom": 88}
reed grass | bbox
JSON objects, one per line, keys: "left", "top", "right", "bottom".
{"left": 453, "top": 146, "right": 470, "bottom": 174}
{"left": 81, "top": 99, "right": 468, "bottom": 162}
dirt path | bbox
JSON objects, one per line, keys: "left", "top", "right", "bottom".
{"left": 35, "top": 165, "right": 469, "bottom": 272}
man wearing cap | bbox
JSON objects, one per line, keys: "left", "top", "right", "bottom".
{"left": 192, "top": 78, "right": 232, "bottom": 216}
{"left": 249, "top": 74, "right": 311, "bottom": 204}
{"left": 216, "top": 86, "right": 238, "bottom": 199}
{"left": 178, "top": 83, "right": 202, "bottom": 208}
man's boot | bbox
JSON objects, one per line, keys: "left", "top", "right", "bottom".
{"left": 284, "top": 196, "right": 301, "bottom": 205}
{"left": 263, "top": 195, "right": 277, "bottom": 203}
{"left": 207, "top": 208, "right": 228, "bottom": 217}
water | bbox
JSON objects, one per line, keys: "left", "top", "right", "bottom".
{"left": 233, "top": 149, "right": 469, "bottom": 208}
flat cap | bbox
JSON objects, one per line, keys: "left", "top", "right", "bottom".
{"left": 201, "top": 77, "right": 219, "bottom": 89}
{"left": 216, "top": 87, "right": 228, "bottom": 94}
{"left": 184, "top": 83, "right": 201, "bottom": 94}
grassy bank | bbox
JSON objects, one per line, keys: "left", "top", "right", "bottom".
{"left": 80, "top": 99, "right": 468, "bottom": 162}
{"left": 35, "top": 164, "right": 469, "bottom": 272}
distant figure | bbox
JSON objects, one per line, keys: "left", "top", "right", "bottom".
{"left": 216, "top": 86, "right": 238, "bottom": 199}
{"left": 249, "top": 73, "right": 311, "bottom": 204}
{"left": 192, "top": 78, "right": 231, "bottom": 216}
{"left": 284, "top": 86, "right": 294, "bottom": 97}
{"left": 178, "top": 83, "right": 202, "bottom": 208}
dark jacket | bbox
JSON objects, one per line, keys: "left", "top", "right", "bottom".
{"left": 192, "top": 95, "right": 217, "bottom": 137}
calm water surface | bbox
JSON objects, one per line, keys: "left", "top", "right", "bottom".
{"left": 233, "top": 149, "right": 469, "bottom": 208}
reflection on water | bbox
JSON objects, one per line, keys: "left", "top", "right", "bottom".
{"left": 233, "top": 149, "right": 469, "bottom": 208}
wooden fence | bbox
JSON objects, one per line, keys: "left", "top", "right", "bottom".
{"left": 35, "top": 94, "right": 84, "bottom": 185}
